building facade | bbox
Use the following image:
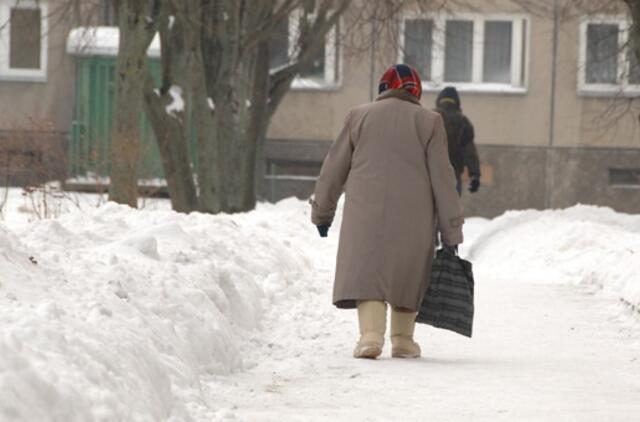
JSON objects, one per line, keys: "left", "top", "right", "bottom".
{"left": 0, "top": 0, "right": 73, "bottom": 185}
{"left": 266, "top": 0, "right": 640, "bottom": 216}
{"left": 1, "top": 0, "right": 639, "bottom": 216}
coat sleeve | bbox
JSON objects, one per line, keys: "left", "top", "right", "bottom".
{"left": 310, "top": 110, "right": 354, "bottom": 226}
{"left": 461, "top": 116, "right": 481, "bottom": 178}
{"left": 426, "top": 114, "right": 464, "bottom": 246}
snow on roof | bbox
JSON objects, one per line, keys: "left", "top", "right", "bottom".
{"left": 66, "top": 26, "right": 160, "bottom": 57}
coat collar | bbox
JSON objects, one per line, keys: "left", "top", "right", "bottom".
{"left": 437, "top": 98, "right": 461, "bottom": 111}
{"left": 375, "top": 89, "right": 422, "bottom": 105}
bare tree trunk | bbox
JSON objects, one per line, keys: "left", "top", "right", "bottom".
{"left": 144, "top": 0, "right": 350, "bottom": 214}
{"left": 143, "top": 0, "right": 223, "bottom": 213}
{"left": 191, "top": 65, "right": 223, "bottom": 214}
{"left": 109, "top": 0, "right": 157, "bottom": 207}
{"left": 200, "top": 0, "right": 256, "bottom": 213}
{"left": 214, "top": 77, "right": 259, "bottom": 212}
{"left": 143, "top": 78, "right": 199, "bottom": 212}
{"left": 203, "top": 1, "right": 279, "bottom": 213}
{"left": 190, "top": 0, "right": 223, "bottom": 213}
{"left": 231, "top": 40, "right": 270, "bottom": 211}
{"left": 142, "top": 1, "right": 200, "bottom": 213}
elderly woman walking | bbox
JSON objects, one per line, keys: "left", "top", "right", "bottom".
{"left": 310, "top": 64, "right": 464, "bottom": 359}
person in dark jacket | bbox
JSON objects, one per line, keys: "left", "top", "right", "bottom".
{"left": 435, "top": 87, "right": 481, "bottom": 194}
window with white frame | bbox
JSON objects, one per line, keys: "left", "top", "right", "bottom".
{"left": 0, "top": 0, "right": 48, "bottom": 81}
{"left": 269, "top": 14, "right": 340, "bottom": 89}
{"left": 401, "top": 14, "right": 529, "bottom": 91}
{"left": 579, "top": 16, "right": 640, "bottom": 93}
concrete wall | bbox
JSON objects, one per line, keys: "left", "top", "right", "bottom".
{"left": 458, "top": 145, "right": 547, "bottom": 217}
{"left": 0, "top": 2, "right": 75, "bottom": 132}
{"left": 462, "top": 145, "right": 640, "bottom": 218}
{"left": 261, "top": 141, "right": 640, "bottom": 217}
{"left": 549, "top": 147, "right": 640, "bottom": 214}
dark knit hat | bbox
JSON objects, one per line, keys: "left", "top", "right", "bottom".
{"left": 437, "top": 86, "right": 461, "bottom": 109}
{"left": 378, "top": 64, "right": 422, "bottom": 100}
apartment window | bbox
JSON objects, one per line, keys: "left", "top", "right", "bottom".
{"left": 579, "top": 17, "right": 640, "bottom": 94}
{"left": 586, "top": 23, "right": 619, "bottom": 84}
{"left": 269, "top": 14, "right": 340, "bottom": 89}
{"left": 401, "top": 14, "right": 529, "bottom": 92}
{"left": 444, "top": 20, "right": 474, "bottom": 82}
{"left": 483, "top": 21, "right": 513, "bottom": 83}
{"left": 0, "top": 0, "right": 48, "bottom": 81}
{"left": 404, "top": 19, "right": 433, "bottom": 80}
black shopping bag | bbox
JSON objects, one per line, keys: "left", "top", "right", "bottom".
{"left": 416, "top": 248, "right": 475, "bottom": 337}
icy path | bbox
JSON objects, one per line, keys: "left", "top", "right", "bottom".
{"left": 204, "top": 219, "right": 640, "bottom": 422}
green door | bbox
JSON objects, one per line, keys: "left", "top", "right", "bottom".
{"left": 69, "top": 56, "right": 165, "bottom": 181}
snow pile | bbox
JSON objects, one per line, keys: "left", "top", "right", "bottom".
{"left": 0, "top": 200, "right": 312, "bottom": 420}
{"left": 468, "top": 205, "right": 640, "bottom": 310}
{"left": 165, "top": 86, "right": 185, "bottom": 116}
{"left": 0, "top": 225, "right": 36, "bottom": 284}
{"left": 2, "top": 196, "right": 638, "bottom": 420}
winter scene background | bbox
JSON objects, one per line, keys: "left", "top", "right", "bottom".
{"left": 2, "top": 0, "right": 640, "bottom": 421}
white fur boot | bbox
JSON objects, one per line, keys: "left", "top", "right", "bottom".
{"left": 353, "top": 301, "right": 387, "bottom": 359}
{"left": 391, "top": 309, "right": 421, "bottom": 358}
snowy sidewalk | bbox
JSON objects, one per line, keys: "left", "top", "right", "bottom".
{"left": 205, "top": 220, "right": 640, "bottom": 421}
{"left": 1, "top": 197, "right": 640, "bottom": 421}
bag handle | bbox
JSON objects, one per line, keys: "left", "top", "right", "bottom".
{"left": 440, "top": 245, "right": 459, "bottom": 256}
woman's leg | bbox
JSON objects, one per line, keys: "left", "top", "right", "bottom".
{"left": 390, "top": 307, "right": 421, "bottom": 358}
{"left": 354, "top": 300, "right": 387, "bottom": 359}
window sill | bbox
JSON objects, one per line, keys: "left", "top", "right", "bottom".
{"left": 578, "top": 86, "right": 640, "bottom": 98}
{"left": 610, "top": 184, "right": 640, "bottom": 190}
{"left": 423, "top": 83, "right": 528, "bottom": 95}
{"left": 264, "top": 174, "right": 318, "bottom": 182}
{"left": 290, "top": 78, "right": 341, "bottom": 92}
{"left": 0, "top": 73, "right": 47, "bottom": 83}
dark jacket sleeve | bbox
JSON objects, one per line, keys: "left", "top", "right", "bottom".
{"left": 424, "top": 114, "right": 464, "bottom": 246}
{"left": 310, "top": 110, "right": 354, "bottom": 226}
{"left": 461, "top": 116, "right": 481, "bottom": 178}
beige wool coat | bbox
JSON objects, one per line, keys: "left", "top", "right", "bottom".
{"left": 311, "top": 89, "right": 464, "bottom": 311}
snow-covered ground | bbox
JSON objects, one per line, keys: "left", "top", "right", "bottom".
{"left": 468, "top": 206, "right": 640, "bottom": 312}
{"left": 1, "top": 190, "right": 639, "bottom": 421}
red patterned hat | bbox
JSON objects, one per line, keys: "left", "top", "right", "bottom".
{"left": 378, "top": 64, "right": 422, "bottom": 100}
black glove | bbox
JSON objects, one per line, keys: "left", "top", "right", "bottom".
{"left": 469, "top": 177, "right": 480, "bottom": 193}
{"left": 316, "top": 224, "right": 330, "bottom": 238}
